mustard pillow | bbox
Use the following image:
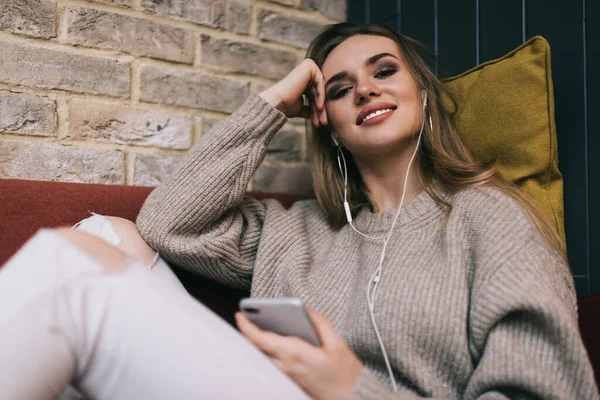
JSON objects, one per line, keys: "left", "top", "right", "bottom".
{"left": 444, "top": 36, "right": 565, "bottom": 245}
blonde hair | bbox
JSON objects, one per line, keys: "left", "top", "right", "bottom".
{"left": 306, "top": 22, "right": 565, "bottom": 258}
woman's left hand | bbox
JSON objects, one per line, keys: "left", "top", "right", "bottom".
{"left": 235, "top": 307, "right": 363, "bottom": 400}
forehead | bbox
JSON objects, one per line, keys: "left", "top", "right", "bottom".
{"left": 321, "top": 35, "right": 403, "bottom": 78}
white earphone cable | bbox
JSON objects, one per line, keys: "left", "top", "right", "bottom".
{"left": 336, "top": 92, "right": 429, "bottom": 392}
{"left": 365, "top": 114, "right": 425, "bottom": 392}
{"left": 337, "top": 149, "right": 382, "bottom": 241}
{"left": 370, "top": 115, "right": 425, "bottom": 304}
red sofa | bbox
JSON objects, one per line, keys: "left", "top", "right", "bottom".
{"left": 1, "top": 178, "right": 599, "bottom": 388}
{"left": 0, "top": 178, "right": 303, "bottom": 327}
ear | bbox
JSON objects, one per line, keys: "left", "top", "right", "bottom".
{"left": 421, "top": 90, "right": 428, "bottom": 108}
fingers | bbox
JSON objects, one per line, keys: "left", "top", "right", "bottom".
{"left": 235, "top": 312, "right": 277, "bottom": 355}
{"left": 319, "top": 106, "right": 328, "bottom": 127}
{"left": 309, "top": 85, "right": 320, "bottom": 128}
{"left": 304, "top": 307, "right": 339, "bottom": 348}
{"left": 311, "top": 65, "right": 325, "bottom": 111}
{"left": 314, "top": 72, "right": 328, "bottom": 126}
{"left": 306, "top": 59, "right": 328, "bottom": 128}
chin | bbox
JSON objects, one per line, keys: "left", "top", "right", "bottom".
{"left": 349, "top": 131, "right": 415, "bottom": 158}
{"left": 367, "top": 127, "right": 410, "bottom": 146}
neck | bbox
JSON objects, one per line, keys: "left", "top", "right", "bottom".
{"left": 354, "top": 143, "right": 423, "bottom": 213}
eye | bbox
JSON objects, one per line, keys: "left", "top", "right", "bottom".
{"left": 331, "top": 86, "right": 352, "bottom": 100}
{"left": 375, "top": 66, "right": 397, "bottom": 79}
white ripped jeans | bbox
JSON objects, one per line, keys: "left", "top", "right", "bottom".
{"left": 0, "top": 214, "right": 309, "bottom": 400}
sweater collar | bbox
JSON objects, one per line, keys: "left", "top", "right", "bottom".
{"left": 352, "top": 189, "right": 445, "bottom": 234}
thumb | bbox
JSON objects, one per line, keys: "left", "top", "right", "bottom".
{"left": 305, "top": 307, "right": 340, "bottom": 347}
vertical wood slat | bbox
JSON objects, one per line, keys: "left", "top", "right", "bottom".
{"left": 396, "top": 0, "right": 437, "bottom": 71}
{"left": 587, "top": 0, "right": 600, "bottom": 293}
{"left": 437, "top": 0, "right": 477, "bottom": 78}
{"left": 526, "top": 0, "right": 589, "bottom": 284}
{"left": 348, "top": 0, "right": 368, "bottom": 24}
{"left": 479, "top": 0, "right": 523, "bottom": 63}
{"left": 369, "top": 0, "right": 399, "bottom": 30}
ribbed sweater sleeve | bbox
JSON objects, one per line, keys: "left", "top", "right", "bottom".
{"left": 136, "top": 95, "right": 287, "bottom": 289}
{"left": 348, "top": 231, "right": 597, "bottom": 400}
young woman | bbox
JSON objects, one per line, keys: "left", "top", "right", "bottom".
{"left": 1, "top": 23, "right": 597, "bottom": 400}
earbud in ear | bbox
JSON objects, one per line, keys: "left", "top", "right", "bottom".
{"left": 421, "top": 90, "right": 428, "bottom": 108}
{"left": 331, "top": 133, "right": 340, "bottom": 147}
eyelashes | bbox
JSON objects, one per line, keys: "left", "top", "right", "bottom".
{"left": 328, "top": 65, "right": 399, "bottom": 100}
{"left": 331, "top": 87, "right": 351, "bottom": 99}
{"left": 374, "top": 66, "right": 397, "bottom": 79}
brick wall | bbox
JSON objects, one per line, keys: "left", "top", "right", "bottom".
{"left": 0, "top": 0, "right": 345, "bottom": 194}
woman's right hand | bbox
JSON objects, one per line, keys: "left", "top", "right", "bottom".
{"left": 259, "top": 58, "right": 328, "bottom": 128}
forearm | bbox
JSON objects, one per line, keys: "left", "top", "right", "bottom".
{"left": 136, "top": 95, "right": 286, "bottom": 286}
{"left": 137, "top": 94, "right": 285, "bottom": 235}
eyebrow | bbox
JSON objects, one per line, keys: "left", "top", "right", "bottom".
{"left": 325, "top": 52, "right": 399, "bottom": 89}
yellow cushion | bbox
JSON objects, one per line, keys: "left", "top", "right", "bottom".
{"left": 444, "top": 36, "right": 565, "bottom": 245}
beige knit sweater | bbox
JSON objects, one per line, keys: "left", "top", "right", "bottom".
{"left": 137, "top": 95, "right": 599, "bottom": 399}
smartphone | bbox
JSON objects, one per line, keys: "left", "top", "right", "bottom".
{"left": 239, "top": 297, "right": 321, "bottom": 347}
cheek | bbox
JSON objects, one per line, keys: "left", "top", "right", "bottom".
{"left": 325, "top": 103, "right": 352, "bottom": 132}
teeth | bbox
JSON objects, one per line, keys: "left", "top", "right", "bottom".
{"left": 362, "top": 109, "right": 392, "bottom": 123}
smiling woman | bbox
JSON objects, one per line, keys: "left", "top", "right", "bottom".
{"left": 1, "top": 22, "right": 598, "bottom": 400}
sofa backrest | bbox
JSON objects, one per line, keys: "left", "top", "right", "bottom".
{"left": 0, "top": 178, "right": 306, "bottom": 326}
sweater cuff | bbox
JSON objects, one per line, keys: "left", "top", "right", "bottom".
{"left": 347, "top": 367, "right": 395, "bottom": 400}
{"left": 222, "top": 93, "right": 287, "bottom": 146}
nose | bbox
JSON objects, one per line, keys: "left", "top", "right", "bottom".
{"left": 354, "top": 78, "right": 381, "bottom": 105}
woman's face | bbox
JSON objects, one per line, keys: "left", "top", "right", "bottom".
{"left": 321, "top": 35, "right": 421, "bottom": 158}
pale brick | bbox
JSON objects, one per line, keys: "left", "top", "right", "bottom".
{"left": 299, "top": 0, "right": 346, "bottom": 21}
{"left": 201, "top": 116, "right": 224, "bottom": 135}
{"left": 68, "top": 99, "right": 192, "bottom": 149}
{"left": 265, "top": 128, "right": 302, "bottom": 162}
{"left": 257, "top": 9, "right": 324, "bottom": 48}
{"left": 0, "top": 0, "right": 56, "bottom": 38}
{"left": 0, "top": 92, "right": 56, "bottom": 137}
{"left": 0, "top": 39, "right": 129, "bottom": 97}
{"left": 223, "top": 0, "right": 250, "bottom": 34}
{"left": 0, "top": 142, "right": 124, "bottom": 184}
{"left": 67, "top": 7, "right": 193, "bottom": 64}
{"left": 140, "top": 0, "right": 182, "bottom": 18}
{"left": 89, "top": 0, "right": 133, "bottom": 7}
{"left": 321, "top": 0, "right": 346, "bottom": 21}
{"left": 133, "top": 153, "right": 183, "bottom": 186}
{"left": 141, "top": 0, "right": 249, "bottom": 33}
{"left": 201, "top": 36, "right": 296, "bottom": 79}
{"left": 141, "top": 0, "right": 224, "bottom": 28}
{"left": 253, "top": 163, "right": 313, "bottom": 195}
{"left": 140, "top": 66, "right": 249, "bottom": 113}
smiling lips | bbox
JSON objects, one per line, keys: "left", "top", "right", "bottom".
{"left": 356, "top": 103, "right": 397, "bottom": 126}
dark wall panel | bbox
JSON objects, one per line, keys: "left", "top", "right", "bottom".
{"left": 348, "top": 0, "right": 368, "bottom": 24}
{"left": 587, "top": 0, "right": 600, "bottom": 293}
{"left": 400, "top": 0, "right": 436, "bottom": 66}
{"left": 526, "top": 0, "right": 588, "bottom": 279}
{"left": 479, "top": 0, "right": 523, "bottom": 63}
{"left": 370, "top": 0, "right": 399, "bottom": 30}
{"left": 575, "top": 276, "right": 589, "bottom": 301}
{"left": 437, "top": 0, "right": 477, "bottom": 77}
{"left": 347, "top": 0, "right": 596, "bottom": 297}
